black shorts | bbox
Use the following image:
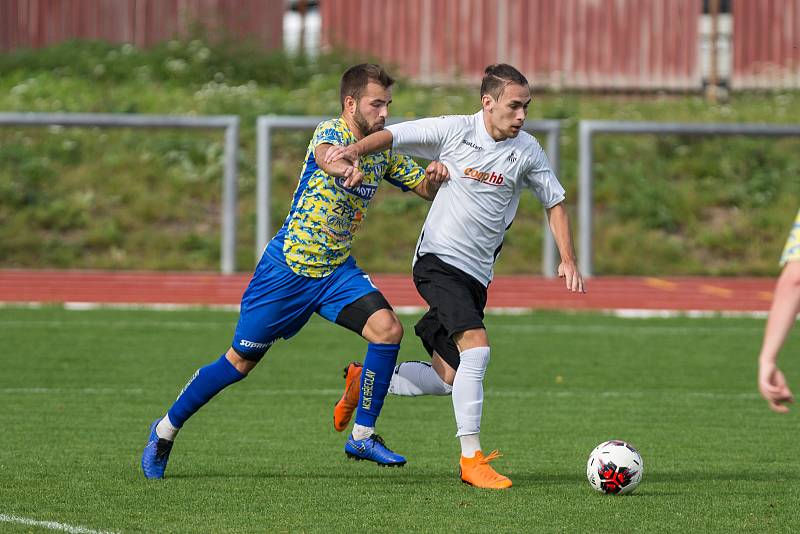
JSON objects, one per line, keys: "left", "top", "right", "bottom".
{"left": 412, "top": 254, "right": 487, "bottom": 371}
{"left": 335, "top": 291, "right": 393, "bottom": 335}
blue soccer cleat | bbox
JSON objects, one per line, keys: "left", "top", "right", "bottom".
{"left": 345, "top": 434, "right": 406, "bottom": 467}
{"left": 141, "top": 418, "right": 174, "bottom": 479}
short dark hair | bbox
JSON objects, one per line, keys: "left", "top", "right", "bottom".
{"left": 480, "top": 64, "right": 528, "bottom": 100}
{"left": 340, "top": 64, "right": 394, "bottom": 110}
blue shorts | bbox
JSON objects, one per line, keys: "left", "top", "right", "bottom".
{"left": 231, "top": 250, "right": 381, "bottom": 359}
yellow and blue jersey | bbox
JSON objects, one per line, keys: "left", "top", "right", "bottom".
{"left": 780, "top": 208, "right": 800, "bottom": 266}
{"left": 268, "top": 118, "right": 426, "bottom": 278}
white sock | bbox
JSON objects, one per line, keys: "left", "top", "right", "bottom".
{"left": 452, "top": 346, "right": 490, "bottom": 457}
{"left": 155, "top": 414, "right": 180, "bottom": 441}
{"left": 388, "top": 361, "right": 453, "bottom": 396}
{"left": 352, "top": 423, "right": 374, "bottom": 440}
{"left": 459, "top": 433, "right": 482, "bottom": 458}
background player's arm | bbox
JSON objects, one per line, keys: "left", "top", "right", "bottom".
{"left": 314, "top": 143, "right": 363, "bottom": 186}
{"left": 547, "top": 201, "right": 585, "bottom": 293}
{"left": 384, "top": 154, "right": 448, "bottom": 201}
{"left": 757, "top": 260, "right": 800, "bottom": 412}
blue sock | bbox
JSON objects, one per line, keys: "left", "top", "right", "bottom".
{"left": 354, "top": 343, "right": 400, "bottom": 428}
{"left": 167, "top": 354, "right": 246, "bottom": 428}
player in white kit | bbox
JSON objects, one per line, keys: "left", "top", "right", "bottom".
{"left": 326, "top": 64, "right": 585, "bottom": 489}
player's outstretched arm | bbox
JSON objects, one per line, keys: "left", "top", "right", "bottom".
{"left": 547, "top": 202, "right": 586, "bottom": 293}
{"left": 325, "top": 130, "right": 394, "bottom": 165}
{"left": 757, "top": 260, "right": 800, "bottom": 412}
{"left": 314, "top": 143, "right": 363, "bottom": 187}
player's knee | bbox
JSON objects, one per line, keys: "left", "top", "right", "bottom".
{"left": 455, "top": 328, "right": 489, "bottom": 351}
{"left": 225, "top": 347, "right": 259, "bottom": 375}
{"left": 365, "top": 310, "right": 404, "bottom": 344}
{"left": 378, "top": 318, "right": 404, "bottom": 344}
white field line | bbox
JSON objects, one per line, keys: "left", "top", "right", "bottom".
{"left": 0, "top": 319, "right": 766, "bottom": 335}
{"left": 0, "top": 319, "right": 231, "bottom": 329}
{"left": 63, "top": 302, "right": 240, "bottom": 312}
{"left": 0, "top": 514, "right": 117, "bottom": 534}
{"left": 0, "top": 387, "right": 146, "bottom": 395}
{"left": 494, "top": 323, "right": 764, "bottom": 335}
{"left": 0, "top": 301, "right": 240, "bottom": 312}
{"left": 0, "top": 301, "right": 772, "bottom": 317}
{"left": 610, "top": 308, "right": 770, "bottom": 319}
{"left": 0, "top": 386, "right": 760, "bottom": 401}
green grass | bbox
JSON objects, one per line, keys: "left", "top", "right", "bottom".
{"left": 1, "top": 306, "right": 799, "bottom": 532}
{"left": 1, "top": 40, "right": 799, "bottom": 274}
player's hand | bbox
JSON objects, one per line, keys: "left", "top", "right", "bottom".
{"left": 342, "top": 161, "right": 364, "bottom": 188}
{"left": 325, "top": 144, "right": 359, "bottom": 165}
{"left": 425, "top": 161, "right": 449, "bottom": 184}
{"left": 758, "top": 361, "right": 795, "bottom": 413}
{"left": 558, "top": 260, "right": 586, "bottom": 293}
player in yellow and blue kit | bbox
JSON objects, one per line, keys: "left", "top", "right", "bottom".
{"left": 141, "top": 64, "right": 449, "bottom": 478}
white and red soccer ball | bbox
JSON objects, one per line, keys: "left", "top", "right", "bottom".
{"left": 586, "top": 440, "right": 643, "bottom": 495}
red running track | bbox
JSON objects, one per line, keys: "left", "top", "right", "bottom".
{"left": 0, "top": 270, "right": 777, "bottom": 312}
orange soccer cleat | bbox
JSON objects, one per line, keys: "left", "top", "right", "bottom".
{"left": 333, "top": 361, "right": 363, "bottom": 432}
{"left": 459, "top": 450, "right": 513, "bottom": 489}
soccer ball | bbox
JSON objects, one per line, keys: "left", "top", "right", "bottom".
{"left": 586, "top": 440, "right": 643, "bottom": 495}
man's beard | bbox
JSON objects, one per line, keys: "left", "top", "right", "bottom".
{"left": 353, "top": 109, "right": 384, "bottom": 136}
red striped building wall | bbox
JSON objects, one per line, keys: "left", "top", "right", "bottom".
{"left": 731, "top": 0, "right": 800, "bottom": 89}
{"left": 0, "top": 0, "right": 284, "bottom": 51}
{"left": 321, "top": 0, "right": 701, "bottom": 90}
{"left": 5, "top": 1, "right": 800, "bottom": 90}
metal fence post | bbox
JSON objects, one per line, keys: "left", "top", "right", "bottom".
{"left": 543, "top": 128, "right": 560, "bottom": 277}
{"left": 578, "top": 121, "right": 594, "bottom": 277}
{"left": 577, "top": 120, "right": 800, "bottom": 278}
{"left": 0, "top": 112, "right": 240, "bottom": 274}
{"left": 222, "top": 119, "right": 239, "bottom": 274}
{"left": 256, "top": 117, "right": 271, "bottom": 264}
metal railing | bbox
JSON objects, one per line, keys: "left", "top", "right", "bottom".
{"left": 0, "top": 112, "right": 240, "bottom": 274}
{"left": 256, "top": 115, "right": 563, "bottom": 277}
{"left": 578, "top": 120, "right": 800, "bottom": 277}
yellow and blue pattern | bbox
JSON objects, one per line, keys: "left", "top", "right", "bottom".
{"left": 274, "top": 118, "right": 425, "bottom": 278}
{"left": 779, "top": 208, "right": 800, "bottom": 266}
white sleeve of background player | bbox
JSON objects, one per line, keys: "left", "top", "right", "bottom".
{"left": 386, "top": 116, "right": 461, "bottom": 161}
{"left": 522, "top": 142, "right": 566, "bottom": 209}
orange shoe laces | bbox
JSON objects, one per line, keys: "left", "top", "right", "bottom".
{"left": 478, "top": 450, "right": 502, "bottom": 464}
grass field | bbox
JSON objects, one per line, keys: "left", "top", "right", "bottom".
{"left": 1, "top": 306, "right": 799, "bottom": 533}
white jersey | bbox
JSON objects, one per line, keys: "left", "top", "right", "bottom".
{"left": 387, "top": 111, "right": 565, "bottom": 286}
